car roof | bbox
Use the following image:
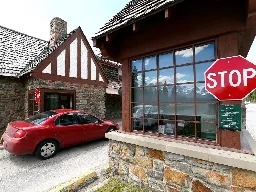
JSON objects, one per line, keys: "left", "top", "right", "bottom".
{"left": 50, "top": 109, "right": 85, "bottom": 113}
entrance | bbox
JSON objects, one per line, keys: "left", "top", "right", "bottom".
{"left": 44, "top": 93, "right": 74, "bottom": 111}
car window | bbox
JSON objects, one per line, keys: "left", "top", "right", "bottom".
{"left": 55, "top": 113, "right": 78, "bottom": 126}
{"left": 26, "top": 111, "right": 57, "bottom": 124}
{"left": 77, "top": 113, "right": 99, "bottom": 124}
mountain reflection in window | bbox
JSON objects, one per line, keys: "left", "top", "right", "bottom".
{"left": 196, "top": 83, "right": 216, "bottom": 101}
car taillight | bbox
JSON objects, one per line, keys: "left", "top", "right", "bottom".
{"left": 14, "top": 130, "right": 26, "bottom": 138}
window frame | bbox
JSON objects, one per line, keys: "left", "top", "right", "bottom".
{"left": 130, "top": 39, "right": 219, "bottom": 145}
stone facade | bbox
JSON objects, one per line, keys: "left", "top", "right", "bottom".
{"left": 0, "top": 77, "right": 25, "bottom": 136}
{"left": 105, "top": 94, "right": 122, "bottom": 120}
{"left": 108, "top": 140, "right": 256, "bottom": 192}
{"left": 25, "top": 78, "right": 106, "bottom": 118}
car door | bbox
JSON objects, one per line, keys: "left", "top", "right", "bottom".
{"left": 77, "top": 113, "right": 106, "bottom": 142}
{"left": 54, "top": 113, "right": 83, "bottom": 147}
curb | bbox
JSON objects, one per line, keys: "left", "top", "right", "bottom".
{"left": 48, "top": 170, "right": 98, "bottom": 192}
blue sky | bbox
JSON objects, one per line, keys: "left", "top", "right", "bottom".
{"left": 1, "top": 0, "right": 256, "bottom": 61}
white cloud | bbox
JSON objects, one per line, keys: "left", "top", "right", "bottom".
{"left": 145, "top": 59, "right": 150, "bottom": 66}
{"left": 176, "top": 73, "right": 185, "bottom": 79}
{"left": 175, "top": 45, "right": 209, "bottom": 58}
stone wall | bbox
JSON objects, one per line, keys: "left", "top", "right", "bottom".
{"left": 25, "top": 78, "right": 106, "bottom": 118}
{"left": 108, "top": 140, "right": 256, "bottom": 192}
{"left": 0, "top": 77, "right": 25, "bottom": 136}
{"left": 105, "top": 94, "right": 121, "bottom": 120}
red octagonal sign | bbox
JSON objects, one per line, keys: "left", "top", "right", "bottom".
{"left": 204, "top": 55, "right": 256, "bottom": 100}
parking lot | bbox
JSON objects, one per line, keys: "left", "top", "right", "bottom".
{"left": 0, "top": 139, "right": 109, "bottom": 192}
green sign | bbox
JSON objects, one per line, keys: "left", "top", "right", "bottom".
{"left": 218, "top": 105, "right": 242, "bottom": 131}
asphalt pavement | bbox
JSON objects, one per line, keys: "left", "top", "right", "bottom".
{"left": 0, "top": 139, "right": 109, "bottom": 192}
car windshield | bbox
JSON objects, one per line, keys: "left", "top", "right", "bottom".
{"left": 25, "top": 111, "right": 57, "bottom": 124}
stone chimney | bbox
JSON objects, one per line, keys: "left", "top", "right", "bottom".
{"left": 49, "top": 17, "right": 67, "bottom": 47}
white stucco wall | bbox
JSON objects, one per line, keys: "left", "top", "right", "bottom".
{"left": 69, "top": 38, "right": 77, "bottom": 78}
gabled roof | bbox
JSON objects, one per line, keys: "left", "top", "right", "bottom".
{"left": 0, "top": 25, "right": 48, "bottom": 77}
{"left": 18, "top": 28, "right": 78, "bottom": 77}
{"left": 0, "top": 25, "right": 120, "bottom": 82}
{"left": 93, "top": 0, "right": 183, "bottom": 39}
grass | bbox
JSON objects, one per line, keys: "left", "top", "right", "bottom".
{"left": 93, "top": 177, "right": 148, "bottom": 192}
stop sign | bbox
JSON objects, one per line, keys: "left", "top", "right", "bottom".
{"left": 204, "top": 55, "right": 256, "bottom": 100}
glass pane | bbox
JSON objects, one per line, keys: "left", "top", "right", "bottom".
{"left": 144, "top": 104, "right": 158, "bottom": 119}
{"left": 132, "top": 71, "right": 143, "bottom": 87}
{"left": 159, "top": 53, "right": 173, "bottom": 68}
{"left": 132, "top": 118, "right": 143, "bottom": 131}
{"left": 144, "top": 70, "right": 157, "bottom": 86}
{"left": 159, "top": 104, "right": 175, "bottom": 120}
{"left": 144, "top": 56, "right": 156, "bottom": 71}
{"left": 195, "top": 62, "right": 213, "bottom": 82}
{"left": 29, "top": 94, "right": 34, "bottom": 100}
{"left": 132, "top": 59, "right": 142, "bottom": 72}
{"left": 175, "top": 47, "right": 193, "bottom": 65}
{"left": 159, "top": 120, "right": 175, "bottom": 136}
{"left": 132, "top": 88, "right": 143, "bottom": 103}
{"left": 177, "top": 122, "right": 195, "bottom": 138}
{"left": 197, "top": 123, "right": 216, "bottom": 141}
{"left": 176, "top": 65, "right": 194, "bottom": 83}
{"left": 159, "top": 68, "right": 174, "bottom": 85}
{"left": 195, "top": 43, "right": 215, "bottom": 62}
{"left": 196, "top": 83, "right": 216, "bottom": 101}
{"left": 144, "top": 87, "right": 157, "bottom": 102}
{"left": 196, "top": 103, "right": 217, "bottom": 122}
{"left": 176, "top": 84, "right": 194, "bottom": 102}
{"left": 176, "top": 103, "right": 195, "bottom": 120}
{"left": 159, "top": 85, "right": 174, "bottom": 102}
{"left": 132, "top": 104, "right": 143, "bottom": 118}
{"left": 144, "top": 119, "right": 158, "bottom": 133}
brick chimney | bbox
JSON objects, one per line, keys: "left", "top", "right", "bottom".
{"left": 49, "top": 17, "right": 67, "bottom": 47}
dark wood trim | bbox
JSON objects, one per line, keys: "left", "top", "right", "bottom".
{"left": 88, "top": 53, "right": 91, "bottom": 80}
{"left": 106, "top": 34, "right": 112, "bottom": 42}
{"left": 96, "top": 62, "right": 99, "bottom": 81}
{"left": 65, "top": 42, "right": 70, "bottom": 77}
{"left": 31, "top": 72, "right": 107, "bottom": 87}
{"left": 51, "top": 57, "right": 57, "bottom": 75}
{"left": 165, "top": 8, "right": 172, "bottom": 19}
{"left": 77, "top": 36, "right": 81, "bottom": 78}
{"left": 133, "top": 23, "right": 139, "bottom": 32}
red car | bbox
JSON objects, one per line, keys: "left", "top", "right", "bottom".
{"left": 2, "top": 109, "right": 120, "bottom": 160}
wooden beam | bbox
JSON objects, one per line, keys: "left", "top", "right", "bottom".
{"left": 165, "top": 7, "right": 172, "bottom": 19}
{"left": 93, "top": 39, "right": 97, "bottom": 47}
{"left": 248, "top": 11, "right": 256, "bottom": 18}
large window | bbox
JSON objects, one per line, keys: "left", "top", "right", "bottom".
{"left": 131, "top": 42, "right": 217, "bottom": 142}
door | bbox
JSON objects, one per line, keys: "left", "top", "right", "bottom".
{"left": 54, "top": 113, "right": 83, "bottom": 147}
{"left": 77, "top": 113, "right": 106, "bottom": 141}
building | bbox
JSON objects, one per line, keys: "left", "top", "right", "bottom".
{"left": 92, "top": 0, "right": 256, "bottom": 191}
{"left": 0, "top": 17, "right": 121, "bottom": 136}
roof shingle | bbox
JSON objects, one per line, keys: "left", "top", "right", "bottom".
{"left": 93, "top": 0, "right": 182, "bottom": 39}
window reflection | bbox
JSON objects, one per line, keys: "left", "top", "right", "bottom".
{"left": 144, "top": 70, "right": 157, "bottom": 86}
{"left": 159, "top": 53, "right": 173, "bottom": 68}
{"left": 159, "top": 104, "right": 175, "bottom": 120}
{"left": 159, "top": 85, "right": 174, "bottom": 102}
{"left": 144, "top": 56, "right": 156, "bottom": 71}
{"left": 176, "top": 103, "right": 195, "bottom": 120}
{"left": 177, "top": 122, "right": 195, "bottom": 138}
{"left": 131, "top": 88, "right": 143, "bottom": 103}
{"left": 144, "top": 87, "right": 157, "bottom": 102}
{"left": 144, "top": 104, "right": 158, "bottom": 133}
{"left": 175, "top": 47, "right": 193, "bottom": 65}
{"left": 132, "top": 72, "right": 143, "bottom": 87}
{"left": 196, "top": 103, "right": 216, "bottom": 122}
{"left": 159, "top": 120, "right": 175, "bottom": 136}
{"left": 159, "top": 68, "right": 174, "bottom": 85}
{"left": 196, "top": 123, "right": 216, "bottom": 141}
{"left": 176, "top": 84, "right": 194, "bottom": 102}
{"left": 195, "top": 43, "right": 215, "bottom": 62}
{"left": 176, "top": 65, "right": 194, "bottom": 83}
{"left": 132, "top": 59, "right": 142, "bottom": 72}
{"left": 132, "top": 118, "right": 143, "bottom": 131}
{"left": 196, "top": 83, "right": 216, "bottom": 101}
{"left": 196, "top": 62, "right": 213, "bottom": 81}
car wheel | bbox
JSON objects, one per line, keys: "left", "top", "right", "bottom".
{"left": 35, "top": 140, "right": 58, "bottom": 160}
{"left": 107, "top": 126, "right": 116, "bottom": 133}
